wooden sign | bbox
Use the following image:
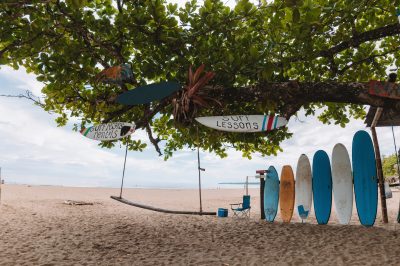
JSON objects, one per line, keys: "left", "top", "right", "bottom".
{"left": 81, "top": 122, "right": 135, "bottom": 141}
{"left": 369, "top": 80, "right": 400, "bottom": 100}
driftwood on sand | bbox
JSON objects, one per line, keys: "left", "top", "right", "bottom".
{"left": 63, "top": 200, "right": 94, "bottom": 206}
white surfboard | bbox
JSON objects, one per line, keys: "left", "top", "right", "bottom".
{"left": 332, "top": 143, "right": 353, "bottom": 225}
{"left": 81, "top": 122, "right": 135, "bottom": 141}
{"left": 295, "top": 154, "right": 312, "bottom": 221}
{"left": 195, "top": 115, "right": 288, "bottom": 133}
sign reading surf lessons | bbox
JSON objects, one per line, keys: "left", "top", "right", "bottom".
{"left": 81, "top": 122, "right": 135, "bottom": 141}
{"left": 195, "top": 115, "right": 288, "bottom": 133}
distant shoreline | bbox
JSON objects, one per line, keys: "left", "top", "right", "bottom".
{"left": 1, "top": 183, "right": 260, "bottom": 190}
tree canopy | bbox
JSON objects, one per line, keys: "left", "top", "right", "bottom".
{"left": 1, "top": 0, "right": 400, "bottom": 159}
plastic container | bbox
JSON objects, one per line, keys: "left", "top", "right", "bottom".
{"left": 217, "top": 208, "right": 228, "bottom": 217}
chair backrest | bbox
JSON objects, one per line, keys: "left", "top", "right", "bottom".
{"left": 242, "top": 195, "right": 250, "bottom": 209}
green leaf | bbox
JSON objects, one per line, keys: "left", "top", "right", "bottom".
{"left": 292, "top": 7, "right": 300, "bottom": 23}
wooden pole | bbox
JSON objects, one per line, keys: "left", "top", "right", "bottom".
{"left": 260, "top": 177, "right": 265, "bottom": 220}
{"left": 257, "top": 170, "right": 266, "bottom": 220}
{"left": 371, "top": 108, "right": 388, "bottom": 223}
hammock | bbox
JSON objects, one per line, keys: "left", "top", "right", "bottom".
{"left": 110, "top": 196, "right": 216, "bottom": 215}
{"left": 112, "top": 126, "right": 216, "bottom": 216}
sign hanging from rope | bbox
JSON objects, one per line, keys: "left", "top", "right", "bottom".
{"left": 81, "top": 122, "right": 135, "bottom": 141}
{"left": 195, "top": 115, "right": 288, "bottom": 133}
{"left": 116, "top": 81, "right": 181, "bottom": 105}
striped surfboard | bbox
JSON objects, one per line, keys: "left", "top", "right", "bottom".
{"left": 195, "top": 115, "right": 288, "bottom": 133}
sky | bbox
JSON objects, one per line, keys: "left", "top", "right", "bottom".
{"left": 0, "top": 0, "right": 399, "bottom": 189}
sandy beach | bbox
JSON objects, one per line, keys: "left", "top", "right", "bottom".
{"left": 0, "top": 184, "right": 399, "bottom": 265}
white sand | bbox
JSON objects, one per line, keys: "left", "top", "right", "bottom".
{"left": 0, "top": 184, "right": 399, "bottom": 265}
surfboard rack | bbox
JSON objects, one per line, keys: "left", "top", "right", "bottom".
{"left": 110, "top": 196, "right": 216, "bottom": 216}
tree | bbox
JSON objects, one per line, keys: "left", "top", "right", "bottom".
{"left": 382, "top": 154, "right": 399, "bottom": 180}
{"left": 1, "top": 0, "right": 400, "bottom": 159}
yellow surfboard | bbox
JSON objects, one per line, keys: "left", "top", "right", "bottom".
{"left": 279, "top": 165, "right": 295, "bottom": 223}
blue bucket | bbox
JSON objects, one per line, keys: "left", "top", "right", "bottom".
{"left": 218, "top": 208, "right": 228, "bottom": 217}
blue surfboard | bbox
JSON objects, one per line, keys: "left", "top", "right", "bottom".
{"left": 352, "top": 130, "right": 378, "bottom": 227}
{"left": 312, "top": 150, "right": 332, "bottom": 225}
{"left": 116, "top": 81, "right": 181, "bottom": 105}
{"left": 264, "top": 166, "right": 280, "bottom": 222}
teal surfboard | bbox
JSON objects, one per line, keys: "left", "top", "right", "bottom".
{"left": 116, "top": 81, "right": 181, "bottom": 105}
{"left": 312, "top": 150, "right": 332, "bottom": 225}
{"left": 264, "top": 166, "right": 279, "bottom": 222}
{"left": 352, "top": 130, "right": 378, "bottom": 227}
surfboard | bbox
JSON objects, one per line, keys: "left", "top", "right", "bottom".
{"left": 81, "top": 122, "right": 135, "bottom": 141}
{"left": 279, "top": 165, "right": 295, "bottom": 223}
{"left": 116, "top": 81, "right": 181, "bottom": 105}
{"left": 264, "top": 166, "right": 279, "bottom": 222}
{"left": 312, "top": 150, "right": 332, "bottom": 225}
{"left": 295, "top": 154, "right": 312, "bottom": 222}
{"left": 331, "top": 143, "right": 353, "bottom": 225}
{"left": 352, "top": 130, "right": 378, "bottom": 227}
{"left": 195, "top": 115, "right": 288, "bottom": 133}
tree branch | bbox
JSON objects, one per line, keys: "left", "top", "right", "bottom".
{"left": 284, "top": 23, "right": 400, "bottom": 65}
{"left": 203, "top": 81, "right": 395, "bottom": 117}
{"left": 145, "top": 124, "right": 162, "bottom": 156}
{"left": 338, "top": 47, "right": 400, "bottom": 75}
{"left": 0, "top": 90, "right": 47, "bottom": 109}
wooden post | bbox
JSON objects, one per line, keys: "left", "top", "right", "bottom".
{"left": 370, "top": 108, "right": 389, "bottom": 223}
{"left": 256, "top": 170, "right": 266, "bottom": 220}
{"left": 260, "top": 177, "right": 265, "bottom": 220}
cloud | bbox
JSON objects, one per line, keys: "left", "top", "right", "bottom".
{"left": 0, "top": 66, "right": 43, "bottom": 96}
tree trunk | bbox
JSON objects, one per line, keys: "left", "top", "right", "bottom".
{"left": 203, "top": 81, "right": 397, "bottom": 117}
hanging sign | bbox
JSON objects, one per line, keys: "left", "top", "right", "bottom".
{"left": 195, "top": 115, "right": 288, "bottom": 133}
{"left": 116, "top": 81, "right": 181, "bottom": 105}
{"left": 369, "top": 80, "right": 400, "bottom": 100}
{"left": 95, "top": 64, "right": 134, "bottom": 85}
{"left": 81, "top": 122, "right": 135, "bottom": 141}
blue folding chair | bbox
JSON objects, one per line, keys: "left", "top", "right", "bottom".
{"left": 230, "top": 195, "right": 251, "bottom": 218}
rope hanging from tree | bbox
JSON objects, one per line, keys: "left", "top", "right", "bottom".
{"left": 112, "top": 130, "right": 215, "bottom": 216}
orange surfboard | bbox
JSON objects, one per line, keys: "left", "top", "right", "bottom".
{"left": 279, "top": 165, "right": 295, "bottom": 223}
